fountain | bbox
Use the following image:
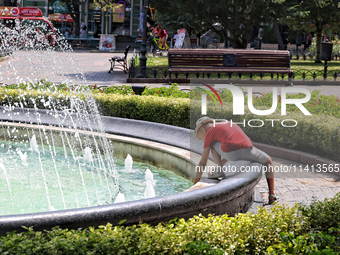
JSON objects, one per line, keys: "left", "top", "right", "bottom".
{"left": 0, "top": 21, "right": 262, "bottom": 236}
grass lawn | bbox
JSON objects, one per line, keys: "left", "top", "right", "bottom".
{"left": 290, "top": 59, "right": 340, "bottom": 71}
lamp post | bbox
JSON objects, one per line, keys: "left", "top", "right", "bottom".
{"left": 137, "top": 0, "right": 148, "bottom": 78}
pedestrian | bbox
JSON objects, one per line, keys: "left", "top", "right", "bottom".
{"left": 64, "top": 29, "right": 69, "bottom": 39}
{"left": 152, "top": 24, "right": 168, "bottom": 50}
{"left": 80, "top": 19, "right": 85, "bottom": 34}
{"left": 70, "top": 27, "right": 75, "bottom": 38}
{"left": 80, "top": 25, "right": 87, "bottom": 44}
{"left": 257, "top": 25, "right": 264, "bottom": 49}
{"left": 173, "top": 29, "right": 180, "bottom": 40}
{"left": 189, "top": 30, "right": 197, "bottom": 40}
{"left": 194, "top": 117, "right": 278, "bottom": 204}
{"left": 93, "top": 24, "right": 101, "bottom": 38}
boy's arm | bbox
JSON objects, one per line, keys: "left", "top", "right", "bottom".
{"left": 194, "top": 147, "right": 210, "bottom": 184}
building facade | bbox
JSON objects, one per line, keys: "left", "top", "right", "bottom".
{"left": 17, "top": 0, "right": 146, "bottom": 37}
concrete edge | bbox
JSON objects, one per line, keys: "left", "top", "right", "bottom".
{"left": 254, "top": 142, "right": 340, "bottom": 177}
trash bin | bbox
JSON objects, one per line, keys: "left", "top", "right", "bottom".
{"left": 321, "top": 42, "right": 333, "bottom": 61}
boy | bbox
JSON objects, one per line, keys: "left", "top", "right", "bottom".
{"left": 194, "top": 116, "right": 277, "bottom": 204}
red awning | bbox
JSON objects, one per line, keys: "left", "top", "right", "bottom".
{"left": 48, "top": 13, "right": 74, "bottom": 23}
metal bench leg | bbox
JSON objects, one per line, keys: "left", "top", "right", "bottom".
{"left": 288, "top": 77, "right": 293, "bottom": 86}
{"left": 123, "top": 60, "right": 128, "bottom": 74}
{"left": 108, "top": 59, "right": 115, "bottom": 73}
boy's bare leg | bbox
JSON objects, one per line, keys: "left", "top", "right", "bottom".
{"left": 263, "top": 156, "right": 275, "bottom": 196}
{"left": 211, "top": 147, "right": 223, "bottom": 173}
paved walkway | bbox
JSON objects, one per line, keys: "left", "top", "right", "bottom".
{"left": 253, "top": 157, "right": 340, "bottom": 209}
{"left": 2, "top": 49, "right": 340, "bottom": 210}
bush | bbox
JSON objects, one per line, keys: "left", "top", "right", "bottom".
{"left": 0, "top": 88, "right": 190, "bottom": 129}
{"left": 2, "top": 193, "right": 340, "bottom": 254}
{"left": 268, "top": 194, "right": 340, "bottom": 254}
{"left": 2, "top": 87, "right": 340, "bottom": 160}
{"left": 298, "top": 193, "right": 340, "bottom": 232}
{"left": 0, "top": 204, "right": 306, "bottom": 254}
{"left": 267, "top": 228, "right": 340, "bottom": 254}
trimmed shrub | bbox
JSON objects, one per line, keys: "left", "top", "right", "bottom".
{"left": 0, "top": 88, "right": 190, "bottom": 129}
{"left": 2, "top": 88, "right": 340, "bottom": 161}
{"left": 0, "top": 204, "right": 306, "bottom": 254}
{"left": 95, "top": 93, "right": 190, "bottom": 128}
{"left": 298, "top": 193, "right": 340, "bottom": 232}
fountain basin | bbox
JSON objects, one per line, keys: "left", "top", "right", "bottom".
{"left": 0, "top": 107, "right": 262, "bottom": 236}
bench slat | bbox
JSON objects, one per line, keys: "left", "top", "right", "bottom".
{"left": 170, "top": 61, "right": 290, "bottom": 68}
{"left": 169, "top": 68, "right": 293, "bottom": 73}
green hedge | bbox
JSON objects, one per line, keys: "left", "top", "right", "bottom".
{"left": 0, "top": 204, "right": 306, "bottom": 254}
{"left": 0, "top": 88, "right": 190, "bottom": 129}
{"left": 95, "top": 93, "right": 190, "bottom": 128}
{"left": 2, "top": 194, "right": 340, "bottom": 254}
{"left": 1, "top": 88, "right": 340, "bottom": 161}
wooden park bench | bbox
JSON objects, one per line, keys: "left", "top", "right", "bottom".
{"left": 108, "top": 44, "right": 130, "bottom": 74}
{"left": 168, "top": 49, "right": 293, "bottom": 85}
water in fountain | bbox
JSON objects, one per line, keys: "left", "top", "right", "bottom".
{"left": 124, "top": 154, "right": 133, "bottom": 172}
{"left": 144, "top": 169, "right": 156, "bottom": 199}
{"left": 0, "top": 18, "right": 119, "bottom": 214}
{"left": 0, "top": 21, "right": 192, "bottom": 216}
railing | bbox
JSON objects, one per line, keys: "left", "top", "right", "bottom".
{"left": 66, "top": 36, "right": 100, "bottom": 47}
{"left": 128, "top": 65, "right": 340, "bottom": 82}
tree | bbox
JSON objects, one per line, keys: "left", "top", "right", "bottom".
{"left": 63, "top": 0, "right": 81, "bottom": 37}
{"left": 149, "top": 0, "right": 286, "bottom": 48}
{"left": 283, "top": 0, "right": 340, "bottom": 62}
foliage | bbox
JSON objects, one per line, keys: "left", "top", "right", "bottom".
{"left": 2, "top": 192, "right": 340, "bottom": 254}
{"left": 182, "top": 240, "right": 225, "bottom": 255}
{"left": 149, "top": 0, "right": 286, "bottom": 48}
{"left": 284, "top": 0, "right": 340, "bottom": 62}
{"left": 62, "top": 0, "right": 82, "bottom": 37}
{"left": 141, "top": 85, "right": 189, "bottom": 98}
{"left": 298, "top": 193, "right": 340, "bottom": 232}
{"left": 0, "top": 87, "right": 190, "bottom": 128}
{"left": 0, "top": 204, "right": 306, "bottom": 254}
{"left": 93, "top": 0, "right": 121, "bottom": 12}
{"left": 101, "top": 84, "right": 134, "bottom": 95}
{"left": 95, "top": 92, "right": 190, "bottom": 127}
{"left": 267, "top": 228, "right": 340, "bottom": 254}
{"left": 3, "top": 84, "right": 340, "bottom": 160}
{"left": 268, "top": 194, "right": 340, "bottom": 254}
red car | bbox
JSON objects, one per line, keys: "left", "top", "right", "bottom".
{"left": 0, "top": 7, "right": 58, "bottom": 49}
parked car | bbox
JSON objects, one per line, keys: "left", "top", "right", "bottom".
{"left": 0, "top": 7, "right": 58, "bottom": 50}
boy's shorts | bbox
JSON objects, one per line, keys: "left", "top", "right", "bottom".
{"left": 212, "top": 142, "right": 269, "bottom": 164}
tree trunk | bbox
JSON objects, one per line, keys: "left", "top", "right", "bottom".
{"left": 315, "top": 29, "right": 322, "bottom": 63}
{"left": 67, "top": 4, "right": 81, "bottom": 37}
{"left": 233, "top": 33, "right": 248, "bottom": 49}
{"left": 274, "top": 23, "right": 284, "bottom": 49}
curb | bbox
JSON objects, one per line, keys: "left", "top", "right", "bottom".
{"left": 254, "top": 142, "right": 340, "bottom": 177}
